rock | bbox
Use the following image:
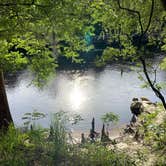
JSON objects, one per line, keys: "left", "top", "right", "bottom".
{"left": 141, "top": 97, "right": 157, "bottom": 107}
{"left": 140, "top": 97, "right": 150, "bottom": 101}
{"left": 116, "top": 142, "right": 128, "bottom": 150}
{"left": 130, "top": 98, "right": 143, "bottom": 116}
{"left": 107, "top": 144, "right": 115, "bottom": 150}
{"left": 132, "top": 97, "right": 139, "bottom": 101}
{"left": 132, "top": 142, "right": 138, "bottom": 145}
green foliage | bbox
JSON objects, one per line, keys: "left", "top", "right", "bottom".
{"left": 101, "top": 112, "right": 119, "bottom": 124}
{"left": 102, "top": 47, "right": 121, "bottom": 62}
{"left": 0, "top": 0, "right": 93, "bottom": 86}
{"left": 160, "top": 57, "right": 166, "bottom": 70}
{"left": 49, "top": 112, "right": 69, "bottom": 164}
{"left": 0, "top": 125, "right": 28, "bottom": 165}
{"left": 0, "top": 40, "right": 28, "bottom": 73}
{"left": 0, "top": 0, "right": 165, "bottom": 84}
{"left": 0, "top": 113, "right": 135, "bottom": 166}
{"left": 155, "top": 157, "right": 166, "bottom": 166}
{"left": 139, "top": 111, "right": 158, "bottom": 130}
{"left": 94, "top": 55, "right": 106, "bottom": 68}
{"left": 51, "top": 111, "right": 84, "bottom": 126}
{"left": 138, "top": 108, "right": 166, "bottom": 164}
{"left": 101, "top": 44, "right": 136, "bottom": 64}
{"left": 153, "top": 114, "right": 166, "bottom": 151}
{"left": 22, "top": 110, "right": 46, "bottom": 128}
{"left": 92, "top": 0, "right": 165, "bottom": 66}
{"left": 70, "top": 114, "right": 84, "bottom": 125}
{"left": 70, "top": 143, "right": 135, "bottom": 166}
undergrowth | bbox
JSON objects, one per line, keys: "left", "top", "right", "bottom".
{"left": 138, "top": 105, "right": 166, "bottom": 165}
{"left": 0, "top": 112, "right": 135, "bottom": 166}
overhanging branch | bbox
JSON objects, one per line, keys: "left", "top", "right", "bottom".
{"left": 117, "top": 0, "right": 144, "bottom": 34}
{"left": 140, "top": 57, "right": 166, "bottom": 110}
{"left": 117, "top": 0, "right": 166, "bottom": 110}
{"left": 141, "top": 0, "right": 154, "bottom": 38}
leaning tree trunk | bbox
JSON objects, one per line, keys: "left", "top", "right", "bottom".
{"left": 0, "top": 70, "right": 13, "bottom": 130}
{"left": 140, "top": 58, "right": 166, "bottom": 110}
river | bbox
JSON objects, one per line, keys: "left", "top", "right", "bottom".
{"left": 6, "top": 63, "right": 166, "bottom": 133}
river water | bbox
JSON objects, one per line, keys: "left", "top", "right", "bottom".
{"left": 6, "top": 64, "right": 166, "bottom": 132}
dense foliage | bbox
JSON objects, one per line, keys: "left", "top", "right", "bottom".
{"left": 137, "top": 104, "right": 166, "bottom": 165}
{"left": 0, "top": 116, "right": 135, "bottom": 166}
{"left": 0, "top": 0, "right": 165, "bottom": 76}
{"left": 0, "top": 0, "right": 93, "bottom": 85}
{"left": 0, "top": 1, "right": 166, "bottom": 164}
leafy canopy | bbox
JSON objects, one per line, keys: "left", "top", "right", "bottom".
{"left": 0, "top": 0, "right": 166, "bottom": 85}
{"left": 0, "top": 0, "right": 94, "bottom": 85}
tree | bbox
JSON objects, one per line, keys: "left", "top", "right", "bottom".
{"left": 116, "top": 0, "right": 166, "bottom": 110}
{"left": 90, "top": 0, "right": 166, "bottom": 109}
{"left": 0, "top": 0, "right": 93, "bottom": 130}
{"left": 0, "top": 0, "right": 165, "bottom": 130}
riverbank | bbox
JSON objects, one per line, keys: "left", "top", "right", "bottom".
{"left": 0, "top": 97, "right": 165, "bottom": 165}
{"left": 109, "top": 98, "right": 166, "bottom": 165}
{"left": 71, "top": 97, "right": 166, "bottom": 165}
{"left": 71, "top": 124, "right": 126, "bottom": 143}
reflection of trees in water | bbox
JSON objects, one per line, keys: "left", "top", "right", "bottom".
{"left": 5, "top": 72, "right": 21, "bottom": 89}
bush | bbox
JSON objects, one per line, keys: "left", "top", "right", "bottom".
{"left": 0, "top": 112, "right": 135, "bottom": 166}
{"left": 68, "top": 143, "right": 135, "bottom": 166}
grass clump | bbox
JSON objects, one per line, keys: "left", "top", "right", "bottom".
{"left": 0, "top": 111, "right": 135, "bottom": 166}
{"left": 68, "top": 143, "right": 135, "bottom": 166}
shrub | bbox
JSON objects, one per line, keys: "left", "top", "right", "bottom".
{"left": 68, "top": 143, "right": 135, "bottom": 166}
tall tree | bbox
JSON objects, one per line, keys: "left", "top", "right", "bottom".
{"left": 0, "top": 0, "right": 93, "bottom": 130}
{"left": 90, "top": 0, "right": 166, "bottom": 109}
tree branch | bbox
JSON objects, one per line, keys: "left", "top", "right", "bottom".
{"left": 140, "top": 57, "right": 166, "bottom": 110}
{"left": 117, "top": 0, "right": 166, "bottom": 110}
{"left": 117, "top": 0, "right": 144, "bottom": 34}
{"left": 141, "top": 0, "right": 154, "bottom": 38}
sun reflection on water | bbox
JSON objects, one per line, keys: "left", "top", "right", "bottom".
{"left": 69, "top": 80, "right": 86, "bottom": 111}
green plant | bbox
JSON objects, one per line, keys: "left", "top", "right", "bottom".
{"left": 69, "top": 143, "right": 135, "bottom": 166}
{"left": 22, "top": 110, "right": 47, "bottom": 129}
{"left": 101, "top": 112, "right": 119, "bottom": 124}
{"left": 0, "top": 125, "right": 28, "bottom": 165}
{"left": 101, "top": 112, "right": 119, "bottom": 130}
{"left": 49, "top": 111, "right": 83, "bottom": 165}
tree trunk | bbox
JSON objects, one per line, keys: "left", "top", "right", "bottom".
{"left": 0, "top": 70, "right": 13, "bottom": 130}
{"left": 140, "top": 58, "right": 166, "bottom": 110}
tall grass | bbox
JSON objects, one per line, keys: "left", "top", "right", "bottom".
{"left": 68, "top": 143, "right": 136, "bottom": 166}
{"left": 0, "top": 112, "right": 135, "bottom": 166}
{"left": 0, "top": 125, "right": 27, "bottom": 165}
{"left": 48, "top": 112, "right": 69, "bottom": 165}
